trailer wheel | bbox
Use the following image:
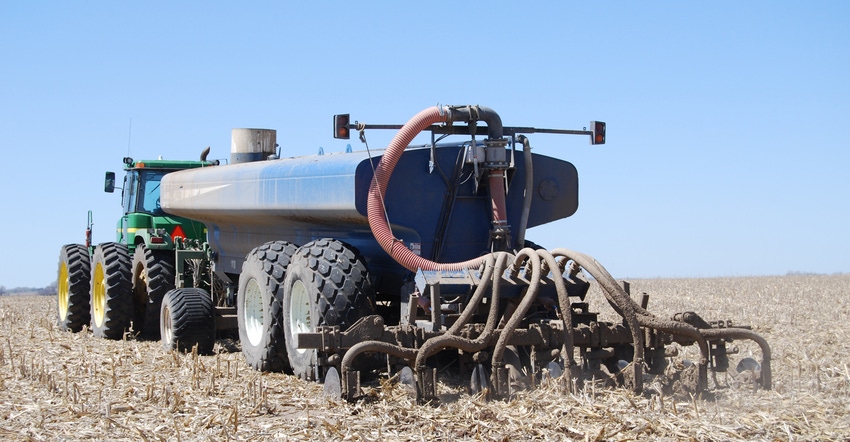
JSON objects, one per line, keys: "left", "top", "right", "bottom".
{"left": 90, "top": 243, "right": 134, "bottom": 339}
{"left": 237, "top": 241, "right": 298, "bottom": 372}
{"left": 132, "top": 244, "right": 175, "bottom": 338}
{"left": 57, "top": 244, "right": 91, "bottom": 332}
{"left": 160, "top": 288, "right": 215, "bottom": 354}
{"left": 283, "top": 239, "right": 375, "bottom": 380}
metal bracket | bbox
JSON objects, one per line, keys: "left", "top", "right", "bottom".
{"left": 417, "top": 367, "right": 438, "bottom": 403}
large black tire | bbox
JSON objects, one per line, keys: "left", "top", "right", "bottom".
{"left": 131, "top": 245, "right": 175, "bottom": 338}
{"left": 160, "top": 288, "right": 216, "bottom": 354}
{"left": 282, "top": 239, "right": 375, "bottom": 380}
{"left": 237, "top": 241, "right": 298, "bottom": 372}
{"left": 90, "top": 243, "right": 134, "bottom": 340}
{"left": 57, "top": 244, "right": 91, "bottom": 332}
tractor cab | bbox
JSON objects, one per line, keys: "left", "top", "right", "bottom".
{"left": 105, "top": 156, "right": 215, "bottom": 253}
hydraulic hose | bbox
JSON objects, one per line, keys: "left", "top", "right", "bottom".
{"left": 367, "top": 105, "right": 506, "bottom": 272}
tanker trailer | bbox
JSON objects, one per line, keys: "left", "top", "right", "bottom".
{"left": 160, "top": 105, "right": 771, "bottom": 401}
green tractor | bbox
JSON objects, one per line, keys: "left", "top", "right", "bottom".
{"left": 57, "top": 152, "right": 216, "bottom": 341}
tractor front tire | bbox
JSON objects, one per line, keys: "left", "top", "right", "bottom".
{"left": 57, "top": 244, "right": 91, "bottom": 332}
{"left": 160, "top": 288, "right": 216, "bottom": 354}
{"left": 282, "top": 239, "right": 375, "bottom": 380}
{"left": 132, "top": 245, "right": 175, "bottom": 338}
{"left": 237, "top": 241, "right": 297, "bottom": 372}
{"left": 90, "top": 243, "right": 134, "bottom": 339}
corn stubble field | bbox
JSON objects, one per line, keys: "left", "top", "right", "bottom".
{"left": 1, "top": 274, "right": 848, "bottom": 441}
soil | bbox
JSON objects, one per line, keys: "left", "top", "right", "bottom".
{"left": 1, "top": 273, "right": 848, "bottom": 441}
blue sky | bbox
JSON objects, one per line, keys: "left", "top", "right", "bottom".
{"left": 1, "top": 1, "right": 847, "bottom": 288}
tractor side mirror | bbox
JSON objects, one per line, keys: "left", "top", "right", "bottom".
{"left": 104, "top": 171, "right": 116, "bottom": 193}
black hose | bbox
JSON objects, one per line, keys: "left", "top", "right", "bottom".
{"left": 445, "top": 105, "right": 504, "bottom": 139}
{"left": 516, "top": 135, "right": 534, "bottom": 249}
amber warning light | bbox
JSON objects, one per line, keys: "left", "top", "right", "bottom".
{"left": 334, "top": 114, "right": 351, "bottom": 139}
{"left": 591, "top": 121, "right": 606, "bottom": 145}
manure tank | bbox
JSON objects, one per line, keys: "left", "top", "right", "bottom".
{"left": 160, "top": 129, "right": 580, "bottom": 291}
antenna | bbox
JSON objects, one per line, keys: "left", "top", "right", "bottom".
{"left": 127, "top": 118, "right": 133, "bottom": 156}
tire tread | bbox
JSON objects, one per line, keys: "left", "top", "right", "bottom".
{"left": 91, "top": 243, "right": 133, "bottom": 340}
{"left": 57, "top": 244, "right": 91, "bottom": 332}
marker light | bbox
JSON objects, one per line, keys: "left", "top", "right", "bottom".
{"left": 591, "top": 121, "right": 606, "bottom": 145}
{"left": 334, "top": 114, "right": 351, "bottom": 139}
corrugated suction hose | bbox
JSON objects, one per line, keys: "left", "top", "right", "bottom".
{"left": 367, "top": 106, "right": 488, "bottom": 272}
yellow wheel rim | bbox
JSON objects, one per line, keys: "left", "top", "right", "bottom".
{"left": 58, "top": 262, "right": 70, "bottom": 321}
{"left": 92, "top": 262, "right": 106, "bottom": 328}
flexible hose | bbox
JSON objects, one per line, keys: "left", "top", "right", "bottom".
{"left": 446, "top": 253, "right": 501, "bottom": 335}
{"left": 536, "top": 249, "right": 575, "bottom": 368}
{"left": 699, "top": 327, "right": 772, "bottom": 389}
{"left": 342, "top": 341, "right": 419, "bottom": 376}
{"left": 367, "top": 105, "right": 495, "bottom": 272}
{"left": 551, "top": 248, "right": 645, "bottom": 392}
{"left": 414, "top": 253, "right": 509, "bottom": 369}
{"left": 489, "top": 170, "right": 508, "bottom": 228}
{"left": 491, "top": 249, "right": 541, "bottom": 368}
{"left": 550, "top": 248, "right": 720, "bottom": 392}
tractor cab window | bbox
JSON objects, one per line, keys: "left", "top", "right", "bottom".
{"left": 138, "top": 170, "right": 167, "bottom": 215}
{"left": 121, "top": 169, "right": 167, "bottom": 215}
{"left": 121, "top": 171, "right": 138, "bottom": 215}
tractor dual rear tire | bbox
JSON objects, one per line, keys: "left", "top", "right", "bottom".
{"left": 282, "top": 239, "right": 375, "bottom": 380}
{"left": 132, "top": 244, "right": 175, "bottom": 338}
{"left": 57, "top": 244, "right": 91, "bottom": 332}
{"left": 160, "top": 288, "right": 216, "bottom": 354}
{"left": 90, "top": 243, "right": 134, "bottom": 340}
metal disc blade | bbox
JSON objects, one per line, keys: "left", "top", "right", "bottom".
{"left": 504, "top": 345, "right": 527, "bottom": 382}
{"left": 545, "top": 360, "right": 563, "bottom": 380}
{"left": 470, "top": 364, "right": 491, "bottom": 397}
{"left": 323, "top": 366, "right": 341, "bottom": 401}
{"left": 398, "top": 366, "right": 417, "bottom": 399}
{"left": 736, "top": 357, "right": 761, "bottom": 374}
